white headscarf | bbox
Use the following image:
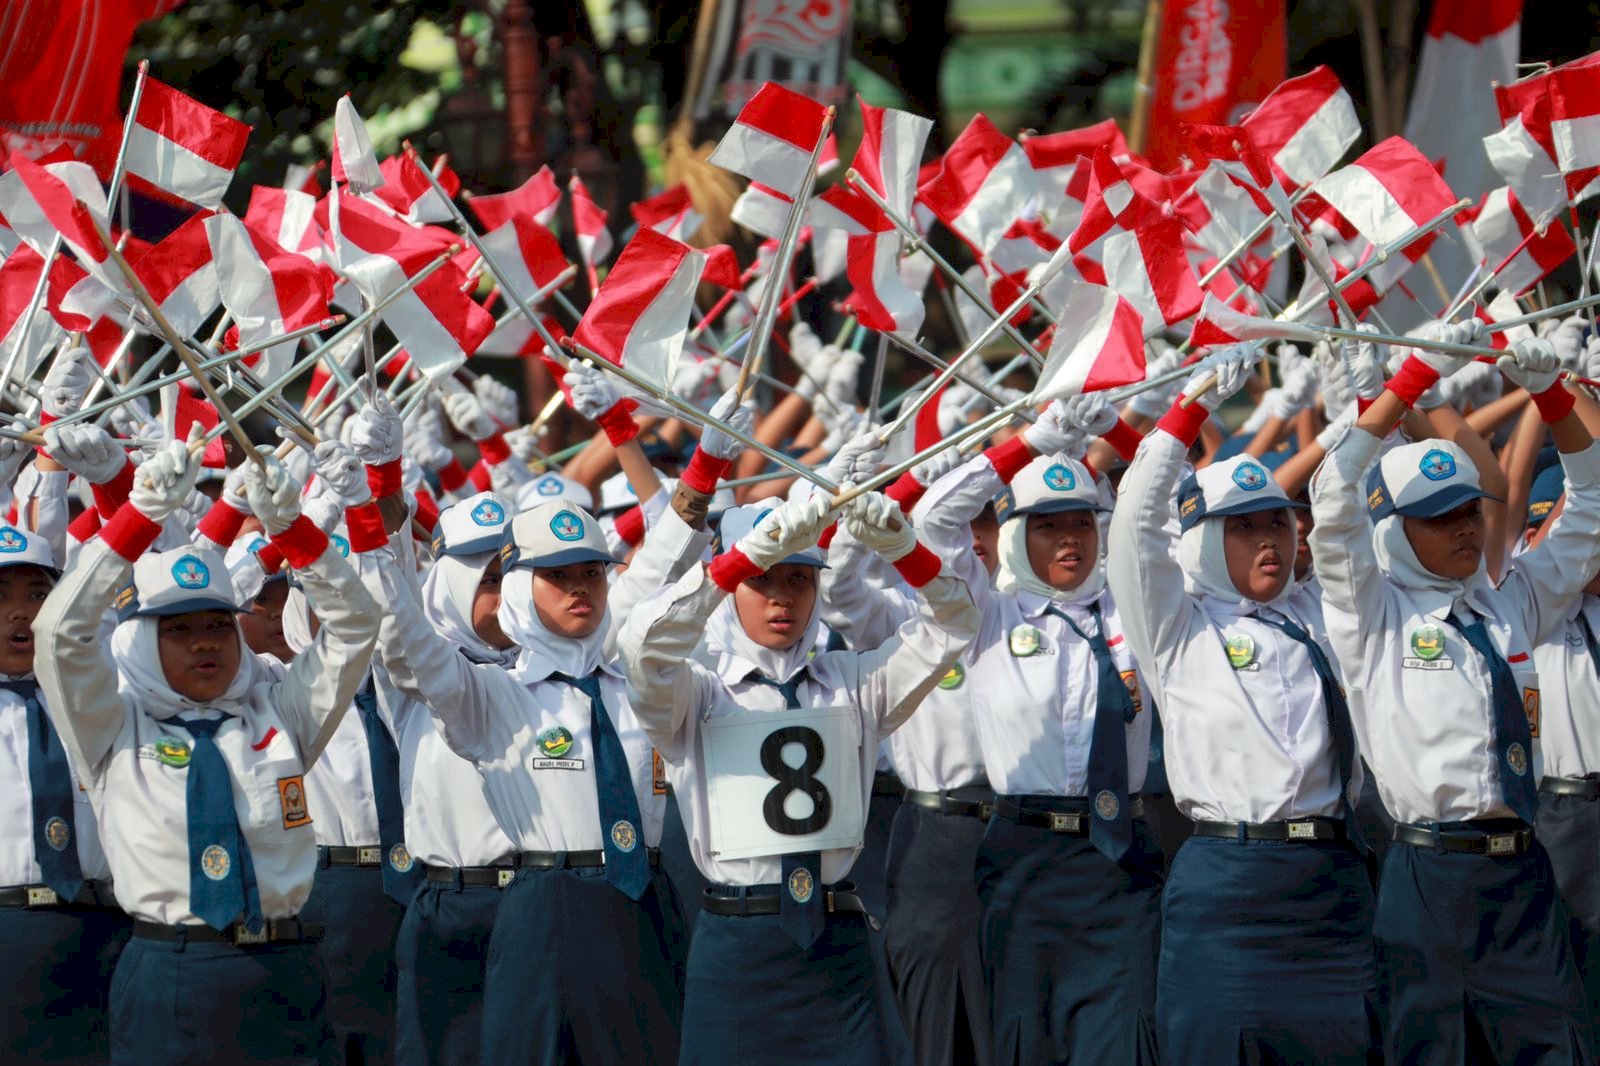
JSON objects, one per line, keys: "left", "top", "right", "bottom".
{"left": 1177, "top": 515, "right": 1297, "bottom": 611}
{"left": 498, "top": 568, "right": 611, "bottom": 682}
{"left": 994, "top": 497, "right": 1113, "bottom": 607}
{"left": 111, "top": 614, "right": 278, "bottom": 720}
{"left": 703, "top": 575, "right": 822, "bottom": 686}
{"left": 422, "top": 551, "right": 519, "bottom": 668}
{"left": 1371, "top": 511, "right": 1490, "bottom": 612}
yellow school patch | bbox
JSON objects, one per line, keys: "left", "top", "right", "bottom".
{"left": 278, "top": 775, "right": 311, "bottom": 830}
{"left": 1524, "top": 688, "right": 1541, "bottom": 738}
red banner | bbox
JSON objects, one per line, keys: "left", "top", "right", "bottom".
{"left": 1141, "top": 0, "right": 1287, "bottom": 171}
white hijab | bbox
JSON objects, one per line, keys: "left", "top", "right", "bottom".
{"left": 1371, "top": 512, "right": 1490, "bottom": 613}
{"left": 111, "top": 614, "right": 278, "bottom": 720}
{"left": 995, "top": 508, "right": 1110, "bottom": 607}
{"left": 498, "top": 568, "right": 611, "bottom": 682}
{"left": 1177, "top": 515, "right": 1297, "bottom": 612}
{"left": 703, "top": 576, "right": 822, "bottom": 687}
{"left": 422, "top": 551, "right": 519, "bottom": 668}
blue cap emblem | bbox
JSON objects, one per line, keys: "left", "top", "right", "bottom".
{"left": 1419, "top": 448, "right": 1456, "bottom": 482}
{"left": 1042, "top": 463, "right": 1076, "bottom": 492}
{"left": 536, "top": 476, "right": 563, "bottom": 497}
{"left": 1232, "top": 461, "right": 1268, "bottom": 492}
{"left": 550, "top": 510, "right": 584, "bottom": 542}
{"left": 247, "top": 536, "right": 268, "bottom": 555}
{"left": 471, "top": 499, "right": 506, "bottom": 527}
{"left": 0, "top": 528, "right": 27, "bottom": 553}
{"left": 171, "top": 556, "right": 210, "bottom": 590}
{"left": 331, "top": 534, "right": 350, "bottom": 557}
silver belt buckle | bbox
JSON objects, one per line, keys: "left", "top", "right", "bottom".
{"left": 496, "top": 869, "right": 515, "bottom": 888}
{"left": 1486, "top": 833, "right": 1518, "bottom": 856}
{"left": 1286, "top": 820, "right": 1318, "bottom": 840}
{"left": 233, "top": 923, "right": 270, "bottom": 946}
{"left": 356, "top": 846, "right": 382, "bottom": 866}
{"left": 1049, "top": 812, "right": 1082, "bottom": 833}
{"left": 26, "top": 886, "right": 58, "bottom": 907}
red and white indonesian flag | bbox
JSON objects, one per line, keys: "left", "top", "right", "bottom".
{"left": 1240, "top": 66, "right": 1360, "bottom": 192}
{"left": 1101, "top": 217, "right": 1203, "bottom": 337}
{"left": 123, "top": 76, "right": 250, "bottom": 209}
{"left": 812, "top": 186, "right": 924, "bottom": 338}
{"left": 1177, "top": 161, "right": 1275, "bottom": 260}
{"left": 331, "top": 95, "right": 384, "bottom": 194}
{"left": 1309, "top": 138, "right": 1458, "bottom": 261}
{"left": 480, "top": 217, "right": 571, "bottom": 305}
{"left": 245, "top": 186, "right": 322, "bottom": 255}
{"left": 466, "top": 166, "right": 560, "bottom": 231}
{"left": 1188, "top": 295, "right": 1319, "bottom": 349}
{"left": 0, "top": 246, "right": 65, "bottom": 367}
{"left": 1023, "top": 120, "right": 1128, "bottom": 194}
{"left": 1030, "top": 284, "right": 1146, "bottom": 401}
{"left": 204, "top": 212, "right": 332, "bottom": 380}
{"left": 730, "top": 181, "right": 794, "bottom": 241}
{"left": 918, "top": 114, "right": 1036, "bottom": 254}
{"left": 852, "top": 98, "right": 935, "bottom": 222}
{"left": 573, "top": 227, "right": 706, "bottom": 391}
{"left": 1546, "top": 52, "right": 1600, "bottom": 202}
{"left": 44, "top": 252, "right": 118, "bottom": 331}
{"left": 129, "top": 211, "right": 219, "bottom": 339}
{"left": 1486, "top": 76, "right": 1568, "bottom": 224}
{"left": 708, "top": 83, "right": 829, "bottom": 199}
{"left": 569, "top": 175, "right": 612, "bottom": 267}
{"left": 1466, "top": 186, "right": 1574, "bottom": 296}
{"left": 0, "top": 151, "right": 123, "bottom": 292}
{"left": 630, "top": 185, "right": 702, "bottom": 243}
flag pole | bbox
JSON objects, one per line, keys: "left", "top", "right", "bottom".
{"left": 1127, "top": 0, "right": 1165, "bottom": 156}
{"left": 1276, "top": 199, "right": 1471, "bottom": 318}
{"left": 866, "top": 331, "right": 889, "bottom": 426}
{"left": 736, "top": 107, "right": 836, "bottom": 399}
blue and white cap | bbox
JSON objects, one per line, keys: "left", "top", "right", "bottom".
{"left": 1177, "top": 454, "right": 1306, "bottom": 533}
{"left": 434, "top": 491, "right": 512, "bottom": 558}
{"left": 224, "top": 533, "right": 281, "bottom": 604}
{"left": 118, "top": 545, "right": 240, "bottom": 621}
{"left": 0, "top": 524, "right": 57, "bottom": 575}
{"left": 714, "top": 499, "right": 827, "bottom": 569}
{"left": 1365, "top": 439, "right": 1497, "bottom": 523}
{"left": 516, "top": 471, "right": 594, "bottom": 512}
{"left": 1526, "top": 462, "right": 1565, "bottom": 529}
{"left": 501, "top": 499, "right": 620, "bottom": 571}
{"left": 993, "top": 455, "right": 1105, "bottom": 524}
{"left": 596, "top": 470, "right": 637, "bottom": 516}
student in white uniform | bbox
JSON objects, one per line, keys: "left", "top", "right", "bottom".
{"left": 1310, "top": 331, "right": 1600, "bottom": 1063}
{"left": 618, "top": 483, "right": 980, "bottom": 1066}
{"left": 914, "top": 397, "right": 1160, "bottom": 1066}
{"left": 33, "top": 440, "right": 381, "bottom": 1064}
{"left": 0, "top": 523, "right": 126, "bottom": 1066}
{"left": 1107, "top": 348, "right": 1379, "bottom": 1064}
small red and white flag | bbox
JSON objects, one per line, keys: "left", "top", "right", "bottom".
{"left": 283, "top": 162, "right": 324, "bottom": 197}
{"left": 123, "top": 76, "right": 251, "bottom": 209}
{"left": 918, "top": 113, "right": 1036, "bottom": 254}
{"left": 0, "top": 151, "right": 121, "bottom": 290}
{"left": 1545, "top": 52, "right": 1600, "bottom": 201}
{"left": 245, "top": 185, "right": 322, "bottom": 254}
{"left": 1308, "top": 138, "right": 1458, "bottom": 259}
{"left": 730, "top": 181, "right": 794, "bottom": 241}
{"left": 1240, "top": 65, "right": 1360, "bottom": 192}
{"left": 707, "top": 82, "right": 829, "bottom": 199}
{"left": 1188, "top": 294, "right": 1319, "bottom": 349}
{"left": 1465, "top": 186, "right": 1574, "bottom": 297}
{"left": 1101, "top": 217, "right": 1204, "bottom": 337}
{"left": 44, "top": 252, "right": 118, "bottom": 331}
{"left": 1030, "top": 284, "right": 1146, "bottom": 401}
{"left": 1485, "top": 81, "right": 1568, "bottom": 224}
{"left": 466, "top": 166, "right": 560, "bottom": 232}
{"left": 1068, "top": 148, "right": 1152, "bottom": 268}
{"left": 479, "top": 217, "right": 571, "bottom": 305}
{"left": 0, "top": 246, "right": 65, "bottom": 362}
{"left": 128, "top": 210, "right": 220, "bottom": 339}
{"left": 573, "top": 227, "right": 705, "bottom": 391}
{"left": 569, "top": 174, "right": 612, "bottom": 268}
{"left": 1175, "top": 161, "right": 1276, "bottom": 260}
{"left": 331, "top": 95, "right": 384, "bottom": 194}
{"left": 630, "top": 184, "right": 702, "bottom": 243}
{"left": 204, "top": 212, "right": 332, "bottom": 380}
{"left": 852, "top": 98, "right": 935, "bottom": 222}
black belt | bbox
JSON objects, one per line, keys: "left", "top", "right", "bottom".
{"left": 701, "top": 884, "right": 870, "bottom": 918}
{"left": 515, "top": 849, "right": 661, "bottom": 870}
{"left": 1540, "top": 775, "right": 1600, "bottom": 801}
{"left": 872, "top": 771, "right": 905, "bottom": 800}
{"left": 1192, "top": 816, "right": 1348, "bottom": 843}
{"left": 991, "top": 795, "right": 1144, "bottom": 835}
{"left": 1393, "top": 821, "right": 1536, "bottom": 856}
{"left": 133, "top": 918, "right": 320, "bottom": 947}
{"left": 318, "top": 845, "right": 385, "bottom": 868}
{"left": 904, "top": 787, "right": 994, "bottom": 820}
{"left": 0, "top": 881, "right": 114, "bottom": 909}
{"left": 424, "top": 864, "right": 519, "bottom": 888}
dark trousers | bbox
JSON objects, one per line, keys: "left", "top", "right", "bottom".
{"left": 1158, "top": 836, "right": 1380, "bottom": 1065}
{"left": 679, "top": 906, "right": 885, "bottom": 1066}
{"left": 884, "top": 802, "right": 992, "bottom": 1066}
{"left": 479, "top": 864, "right": 685, "bottom": 1065}
{"left": 863, "top": 783, "right": 916, "bottom": 1066}
{"left": 300, "top": 864, "right": 407, "bottom": 1065}
{"left": 975, "top": 808, "right": 1163, "bottom": 1066}
{"left": 109, "top": 930, "right": 331, "bottom": 1065}
{"left": 394, "top": 878, "right": 503, "bottom": 1066}
{"left": 0, "top": 900, "right": 129, "bottom": 1066}
{"left": 1541, "top": 792, "right": 1600, "bottom": 1044}
{"left": 1376, "top": 833, "right": 1591, "bottom": 1065}
{"left": 657, "top": 793, "right": 706, "bottom": 942}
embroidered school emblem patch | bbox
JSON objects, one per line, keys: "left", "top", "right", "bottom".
{"left": 278, "top": 776, "right": 311, "bottom": 829}
{"left": 1506, "top": 742, "right": 1529, "bottom": 777}
{"left": 1410, "top": 624, "right": 1447, "bottom": 662}
{"left": 0, "top": 528, "right": 27, "bottom": 553}
{"left": 44, "top": 816, "right": 70, "bottom": 851}
{"left": 155, "top": 738, "right": 191, "bottom": 768}
{"left": 1094, "top": 790, "right": 1120, "bottom": 820}
{"left": 201, "top": 844, "right": 231, "bottom": 881}
{"left": 550, "top": 510, "right": 584, "bottom": 542}
{"left": 536, "top": 475, "right": 564, "bottom": 497}
{"left": 1224, "top": 633, "right": 1256, "bottom": 670}
{"left": 389, "top": 844, "right": 413, "bottom": 873}
{"left": 938, "top": 663, "right": 965, "bottom": 690}
{"left": 1232, "top": 461, "right": 1268, "bottom": 492}
{"left": 1043, "top": 464, "right": 1076, "bottom": 491}
{"left": 1419, "top": 449, "right": 1456, "bottom": 482}
{"left": 331, "top": 534, "right": 350, "bottom": 557}
{"left": 472, "top": 499, "right": 506, "bottom": 526}
{"left": 610, "top": 819, "right": 638, "bottom": 853}
{"left": 171, "top": 555, "right": 210, "bottom": 590}
{"left": 787, "top": 864, "right": 815, "bottom": 904}
{"left": 537, "top": 726, "right": 574, "bottom": 758}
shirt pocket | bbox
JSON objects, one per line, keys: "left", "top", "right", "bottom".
{"left": 246, "top": 729, "right": 312, "bottom": 834}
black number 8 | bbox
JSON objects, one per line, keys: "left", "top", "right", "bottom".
{"left": 759, "top": 726, "right": 831, "bottom": 835}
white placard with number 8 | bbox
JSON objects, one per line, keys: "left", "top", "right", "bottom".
{"left": 702, "top": 704, "right": 865, "bottom": 861}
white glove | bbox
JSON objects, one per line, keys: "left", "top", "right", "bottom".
{"left": 43, "top": 423, "right": 126, "bottom": 484}
{"left": 444, "top": 390, "right": 496, "bottom": 442}
{"left": 1315, "top": 410, "right": 1355, "bottom": 451}
{"left": 128, "top": 431, "right": 202, "bottom": 523}
{"left": 1455, "top": 357, "right": 1505, "bottom": 411}
{"left": 795, "top": 343, "right": 839, "bottom": 402}
{"left": 1583, "top": 333, "right": 1600, "bottom": 382}
{"left": 1062, "top": 392, "right": 1118, "bottom": 437}
{"left": 1498, "top": 338, "right": 1562, "bottom": 395}
{"left": 937, "top": 383, "right": 983, "bottom": 437}
{"left": 819, "top": 408, "right": 866, "bottom": 455}
{"left": 1278, "top": 359, "right": 1319, "bottom": 410}
{"left": 825, "top": 348, "right": 864, "bottom": 406}
{"left": 242, "top": 454, "right": 304, "bottom": 536}
{"left": 1126, "top": 345, "right": 1186, "bottom": 419}
{"left": 736, "top": 493, "right": 833, "bottom": 571}
{"left": 1538, "top": 315, "right": 1588, "bottom": 370}
{"left": 348, "top": 392, "right": 405, "bottom": 466}
{"left": 912, "top": 444, "right": 964, "bottom": 487}
{"left": 562, "top": 362, "right": 624, "bottom": 423}
{"left": 1313, "top": 342, "right": 1355, "bottom": 421}
{"left": 107, "top": 397, "right": 153, "bottom": 441}
{"left": 789, "top": 322, "right": 823, "bottom": 366}
{"left": 698, "top": 387, "right": 754, "bottom": 462}
{"left": 1399, "top": 319, "right": 1483, "bottom": 377}
{"left": 302, "top": 495, "right": 343, "bottom": 535}
{"left": 0, "top": 439, "right": 30, "bottom": 489}
{"left": 1021, "top": 400, "right": 1082, "bottom": 457}
{"left": 843, "top": 491, "right": 916, "bottom": 562}
{"left": 506, "top": 425, "right": 543, "bottom": 465}
{"left": 220, "top": 464, "right": 252, "bottom": 515}
{"left": 473, "top": 374, "right": 519, "bottom": 427}
{"left": 1180, "top": 345, "right": 1257, "bottom": 412}
{"left": 1240, "top": 390, "right": 1280, "bottom": 433}
{"left": 822, "top": 430, "right": 886, "bottom": 488}
{"left": 1339, "top": 324, "right": 1388, "bottom": 402}
{"left": 404, "top": 407, "right": 454, "bottom": 472}
{"left": 311, "top": 440, "right": 372, "bottom": 506}
{"left": 669, "top": 357, "right": 720, "bottom": 406}
{"left": 41, "top": 347, "right": 95, "bottom": 419}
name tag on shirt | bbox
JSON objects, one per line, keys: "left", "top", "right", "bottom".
{"left": 1402, "top": 657, "right": 1455, "bottom": 671}
{"left": 703, "top": 704, "right": 865, "bottom": 861}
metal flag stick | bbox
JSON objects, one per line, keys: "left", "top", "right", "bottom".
{"left": 1480, "top": 292, "right": 1600, "bottom": 334}
{"left": 866, "top": 332, "right": 889, "bottom": 426}
{"left": 1280, "top": 200, "right": 1472, "bottom": 320}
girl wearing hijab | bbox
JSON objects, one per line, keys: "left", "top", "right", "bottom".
{"left": 34, "top": 441, "right": 381, "bottom": 1064}
{"left": 1311, "top": 330, "right": 1600, "bottom": 1063}
{"left": 1105, "top": 347, "right": 1379, "bottom": 1064}
{"left": 618, "top": 475, "right": 979, "bottom": 1066}
{"left": 912, "top": 396, "right": 1159, "bottom": 1066}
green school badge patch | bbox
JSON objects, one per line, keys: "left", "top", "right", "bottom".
{"left": 155, "top": 738, "right": 191, "bottom": 768}
{"left": 1225, "top": 633, "right": 1257, "bottom": 670}
{"left": 536, "top": 726, "right": 574, "bottom": 759}
{"left": 938, "top": 663, "right": 965, "bottom": 690}
{"left": 1009, "top": 624, "right": 1041, "bottom": 658}
{"left": 1410, "top": 624, "right": 1447, "bottom": 662}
